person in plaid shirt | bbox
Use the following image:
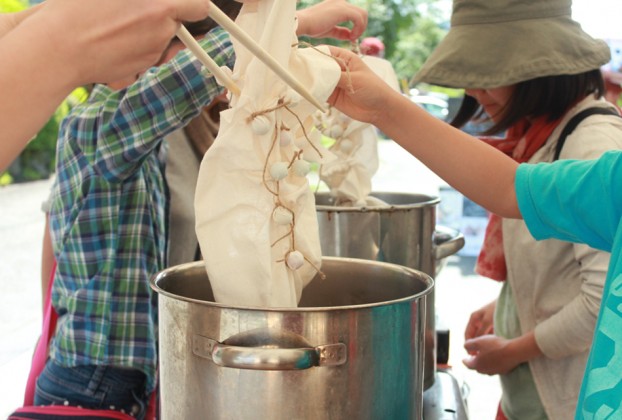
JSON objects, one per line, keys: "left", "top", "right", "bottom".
{"left": 37, "top": 1, "right": 368, "bottom": 417}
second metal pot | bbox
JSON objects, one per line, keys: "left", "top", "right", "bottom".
{"left": 315, "top": 191, "right": 464, "bottom": 389}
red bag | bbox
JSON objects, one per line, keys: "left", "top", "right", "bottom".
{"left": 13, "top": 262, "right": 157, "bottom": 419}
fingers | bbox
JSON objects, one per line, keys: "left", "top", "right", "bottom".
{"left": 345, "top": 4, "right": 368, "bottom": 40}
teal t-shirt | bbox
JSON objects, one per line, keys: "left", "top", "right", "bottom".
{"left": 516, "top": 150, "right": 622, "bottom": 419}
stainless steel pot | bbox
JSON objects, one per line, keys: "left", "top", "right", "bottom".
{"left": 315, "top": 192, "right": 464, "bottom": 390}
{"left": 152, "top": 257, "right": 433, "bottom": 420}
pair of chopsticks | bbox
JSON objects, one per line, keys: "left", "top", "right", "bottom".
{"left": 176, "top": 4, "right": 326, "bottom": 112}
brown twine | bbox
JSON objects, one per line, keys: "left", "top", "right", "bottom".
{"left": 295, "top": 41, "right": 354, "bottom": 94}
{"left": 250, "top": 93, "right": 329, "bottom": 279}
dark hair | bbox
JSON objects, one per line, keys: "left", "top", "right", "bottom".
{"left": 450, "top": 69, "right": 606, "bottom": 135}
{"left": 181, "top": 0, "right": 242, "bottom": 38}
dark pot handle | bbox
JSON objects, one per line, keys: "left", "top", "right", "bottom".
{"left": 434, "top": 225, "right": 465, "bottom": 260}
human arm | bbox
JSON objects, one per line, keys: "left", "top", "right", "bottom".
{"left": 296, "top": 0, "right": 368, "bottom": 40}
{"left": 0, "top": 0, "right": 212, "bottom": 172}
{"left": 326, "top": 46, "right": 521, "bottom": 218}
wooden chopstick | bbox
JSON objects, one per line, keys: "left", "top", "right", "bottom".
{"left": 176, "top": 25, "right": 241, "bottom": 96}
{"left": 208, "top": 4, "right": 327, "bottom": 112}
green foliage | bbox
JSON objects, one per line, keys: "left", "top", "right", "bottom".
{"left": 0, "top": 0, "right": 27, "bottom": 12}
{"left": 297, "top": 0, "right": 449, "bottom": 88}
{"left": 1, "top": 86, "right": 89, "bottom": 184}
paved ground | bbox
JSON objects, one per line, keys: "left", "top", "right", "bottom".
{"left": 0, "top": 141, "right": 502, "bottom": 418}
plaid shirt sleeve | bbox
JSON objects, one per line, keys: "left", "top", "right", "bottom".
{"left": 60, "top": 26, "right": 234, "bottom": 183}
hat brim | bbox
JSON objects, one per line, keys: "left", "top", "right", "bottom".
{"left": 412, "top": 16, "right": 611, "bottom": 89}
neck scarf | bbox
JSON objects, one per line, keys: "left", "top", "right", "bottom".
{"left": 475, "top": 116, "right": 562, "bottom": 281}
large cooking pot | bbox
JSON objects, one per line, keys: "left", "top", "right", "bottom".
{"left": 315, "top": 192, "right": 464, "bottom": 390}
{"left": 152, "top": 257, "right": 433, "bottom": 420}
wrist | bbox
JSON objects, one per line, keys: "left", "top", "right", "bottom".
{"left": 372, "top": 92, "right": 413, "bottom": 134}
{"left": 507, "top": 332, "right": 542, "bottom": 364}
{"left": 294, "top": 11, "right": 309, "bottom": 36}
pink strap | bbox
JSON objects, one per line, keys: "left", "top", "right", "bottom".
{"left": 23, "top": 261, "right": 58, "bottom": 405}
{"left": 22, "top": 261, "right": 158, "bottom": 418}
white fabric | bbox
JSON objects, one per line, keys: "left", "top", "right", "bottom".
{"left": 502, "top": 96, "right": 622, "bottom": 419}
{"left": 319, "top": 55, "right": 400, "bottom": 206}
{"left": 194, "top": 0, "right": 340, "bottom": 307}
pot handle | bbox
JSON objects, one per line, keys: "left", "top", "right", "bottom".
{"left": 192, "top": 334, "right": 347, "bottom": 370}
{"left": 434, "top": 225, "right": 465, "bottom": 260}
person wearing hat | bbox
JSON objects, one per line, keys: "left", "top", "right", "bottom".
{"left": 410, "top": 0, "right": 622, "bottom": 419}
{"left": 328, "top": 37, "right": 622, "bottom": 420}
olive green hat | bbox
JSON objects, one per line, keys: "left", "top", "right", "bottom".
{"left": 411, "top": 0, "right": 611, "bottom": 89}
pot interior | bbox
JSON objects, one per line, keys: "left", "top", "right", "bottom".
{"left": 152, "top": 257, "right": 433, "bottom": 309}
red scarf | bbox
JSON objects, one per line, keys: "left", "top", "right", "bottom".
{"left": 475, "top": 116, "right": 562, "bottom": 281}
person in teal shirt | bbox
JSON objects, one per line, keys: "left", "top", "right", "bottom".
{"left": 327, "top": 46, "right": 622, "bottom": 420}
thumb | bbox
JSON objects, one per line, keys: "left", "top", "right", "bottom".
{"left": 464, "top": 337, "right": 482, "bottom": 354}
{"left": 462, "top": 355, "right": 477, "bottom": 370}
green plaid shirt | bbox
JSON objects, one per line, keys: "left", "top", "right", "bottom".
{"left": 49, "top": 27, "right": 233, "bottom": 393}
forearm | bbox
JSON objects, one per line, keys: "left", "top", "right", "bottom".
{"left": 375, "top": 92, "right": 522, "bottom": 218}
{"left": 0, "top": 17, "right": 78, "bottom": 171}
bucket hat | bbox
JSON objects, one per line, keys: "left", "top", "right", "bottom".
{"left": 411, "top": 0, "right": 611, "bottom": 89}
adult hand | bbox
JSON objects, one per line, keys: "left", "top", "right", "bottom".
{"left": 462, "top": 334, "right": 518, "bottom": 375}
{"left": 35, "top": 0, "right": 212, "bottom": 85}
{"left": 296, "top": 0, "right": 368, "bottom": 41}
{"left": 464, "top": 299, "right": 496, "bottom": 340}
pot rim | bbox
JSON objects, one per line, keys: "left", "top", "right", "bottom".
{"left": 150, "top": 257, "right": 434, "bottom": 312}
{"left": 314, "top": 191, "right": 440, "bottom": 213}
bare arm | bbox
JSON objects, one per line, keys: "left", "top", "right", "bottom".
{"left": 0, "top": 0, "right": 212, "bottom": 172}
{"left": 327, "top": 46, "right": 522, "bottom": 219}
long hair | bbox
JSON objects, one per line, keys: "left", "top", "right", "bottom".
{"left": 450, "top": 69, "right": 606, "bottom": 136}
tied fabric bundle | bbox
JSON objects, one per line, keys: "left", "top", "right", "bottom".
{"left": 194, "top": 0, "right": 340, "bottom": 307}
{"left": 475, "top": 116, "right": 562, "bottom": 281}
{"left": 318, "top": 55, "right": 400, "bottom": 206}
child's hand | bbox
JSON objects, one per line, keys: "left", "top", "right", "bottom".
{"left": 296, "top": 0, "right": 368, "bottom": 41}
{"left": 326, "top": 46, "right": 396, "bottom": 127}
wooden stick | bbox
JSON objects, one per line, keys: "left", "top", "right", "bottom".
{"left": 208, "top": 4, "right": 327, "bottom": 112}
{"left": 176, "top": 25, "right": 241, "bottom": 96}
